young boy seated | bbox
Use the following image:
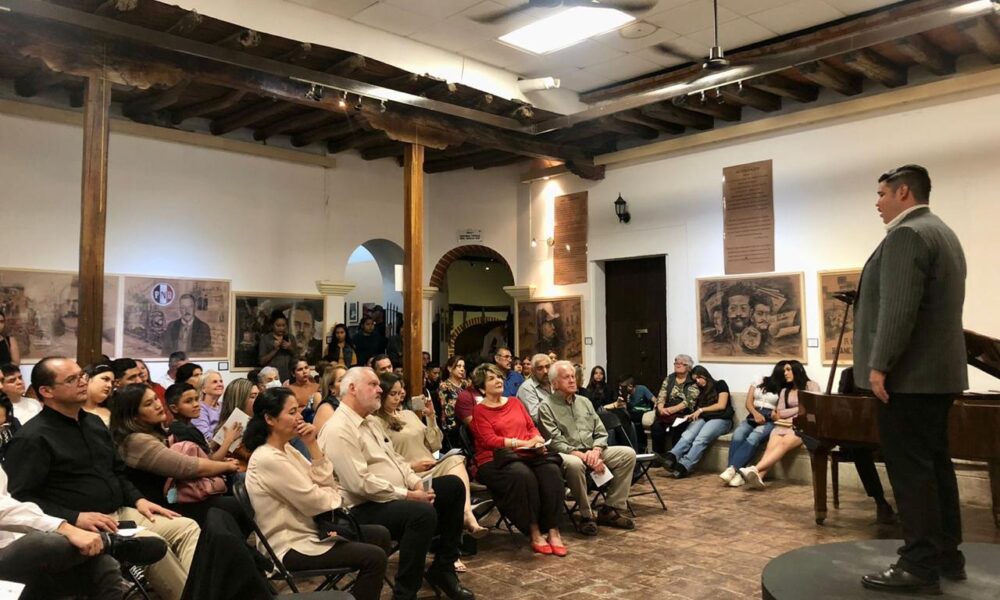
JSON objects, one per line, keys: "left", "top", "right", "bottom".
{"left": 165, "top": 383, "right": 237, "bottom": 462}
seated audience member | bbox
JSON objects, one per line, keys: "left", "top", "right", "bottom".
{"left": 244, "top": 387, "right": 390, "bottom": 600}
{"left": 255, "top": 366, "right": 280, "bottom": 394}
{"left": 5, "top": 357, "right": 201, "bottom": 600}
{"left": 287, "top": 359, "right": 321, "bottom": 417}
{"left": 385, "top": 321, "right": 404, "bottom": 368}
{"left": 739, "top": 360, "right": 820, "bottom": 490}
{"left": 157, "top": 351, "right": 188, "bottom": 389}
{"left": 375, "top": 372, "right": 487, "bottom": 544}
{"left": 720, "top": 361, "right": 786, "bottom": 487}
{"left": 662, "top": 365, "right": 734, "bottom": 478}
{"left": 424, "top": 363, "right": 442, "bottom": 403}
{"left": 437, "top": 355, "right": 469, "bottom": 437}
{"left": 585, "top": 366, "right": 614, "bottom": 409}
{"left": 323, "top": 323, "right": 358, "bottom": 368}
{"left": 0, "top": 464, "right": 168, "bottom": 600}
{"left": 1, "top": 362, "right": 42, "bottom": 423}
{"left": 83, "top": 363, "right": 115, "bottom": 427}
{"left": 110, "top": 358, "right": 142, "bottom": 391}
{"left": 611, "top": 376, "right": 655, "bottom": 452}
{"left": 515, "top": 354, "right": 552, "bottom": 420}
{"left": 353, "top": 317, "right": 385, "bottom": 367}
{"left": 469, "top": 364, "right": 567, "bottom": 556}
{"left": 165, "top": 383, "right": 239, "bottom": 462}
{"left": 519, "top": 356, "right": 532, "bottom": 376}
{"left": 212, "top": 378, "right": 258, "bottom": 470}
{"left": 539, "top": 361, "right": 637, "bottom": 535}
{"left": 651, "top": 354, "right": 699, "bottom": 461}
{"left": 321, "top": 367, "right": 474, "bottom": 600}
{"left": 258, "top": 313, "right": 296, "bottom": 384}
{"left": 136, "top": 358, "right": 170, "bottom": 425}
{"left": 493, "top": 347, "right": 523, "bottom": 397}
{"left": 0, "top": 392, "right": 21, "bottom": 453}
{"left": 371, "top": 354, "right": 394, "bottom": 375}
{"left": 0, "top": 313, "right": 20, "bottom": 365}
{"left": 110, "top": 384, "right": 248, "bottom": 533}
{"left": 175, "top": 362, "right": 203, "bottom": 388}
{"left": 192, "top": 371, "right": 225, "bottom": 442}
{"left": 313, "top": 365, "right": 347, "bottom": 434}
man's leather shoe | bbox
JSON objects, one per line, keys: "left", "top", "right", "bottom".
{"left": 861, "top": 565, "right": 941, "bottom": 595}
{"left": 941, "top": 566, "right": 967, "bottom": 582}
{"left": 660, "top": 453, "right": 677, "bottom": 470}
{"left": 425, "top": 566, "right": 474, "bottom": 600}
{"left": 875, "top": 502, "right": 896, "bottom": 525}
{"left": 101, "top": 533, "right": 168, "bottom": 566}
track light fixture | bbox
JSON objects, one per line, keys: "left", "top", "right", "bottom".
{"left": 338, "top": 91, "right": 347, "bottom": 109}
{"left": 305, "top": 84, "right": 323, "bottom": 101}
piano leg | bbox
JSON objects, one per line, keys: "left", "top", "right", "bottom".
{"left": 811, "top": 445, "right": 831, "bottom": 525}
{"left": 990, "top": 460, "right": 1000, "bottom": 528}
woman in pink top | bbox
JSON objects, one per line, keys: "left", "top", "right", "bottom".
{"left": 469, "top": 363, "right": 567, "bottom": 557}
{"left": 739, "top": 360, "right": 820, "bottom": 490}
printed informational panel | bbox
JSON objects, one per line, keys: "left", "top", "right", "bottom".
{"left": 515, "top": 296, "right": 583, "bottom": 365}
{"left": 232, "top": 292, "right": 325, "bottom": 370}
{"left": 123, "top": 276, "right": 230, "bottom": 360}
{"left": 818, "top": 269, "right": 861, "bottom": 365}
{"left": 723, "top": 160, "right": 774, "bottom": 275}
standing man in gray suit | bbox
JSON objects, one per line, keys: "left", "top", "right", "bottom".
{"left": 853, "top": 165, "right": 967, "bottom": 595}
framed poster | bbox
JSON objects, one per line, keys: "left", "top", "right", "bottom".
{"left": 696, "top": 272, "right": 806, "bottom": 363}
{"left": 817, "top": 269, "right": 861, "bottom": 365}
{"left": 232, "top": 292, "right": 325, "bottom": 371}
{"left": 0, "top": 268, "right": 118, "bottom": 362}
{"left": 347, "top": 301, "right": 360, "bottom": 325}
{"left": 122, "top": 275, "right": 230, "bottom": 360}
{"left": 515, "top": 296, "right": 583, "bottom": 365}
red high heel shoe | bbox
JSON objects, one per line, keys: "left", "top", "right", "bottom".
{"left": 531, "top": 542, "right": 553, "bottom": 555}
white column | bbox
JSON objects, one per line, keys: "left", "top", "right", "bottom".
{"left": 422, "top": 286, "right": 439, "bottom": 352}
{"left": 503, "top": 285, "right": 535, "bottom": 303}
{"left": 316, "top": 281, "right": 356, "bottom": 355}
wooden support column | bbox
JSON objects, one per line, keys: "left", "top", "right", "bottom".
{"left": 77, "top": 76, "right": 111, "bottom": 366}
{"left": 403, "top": 144, "right": 424, "bottom": 397}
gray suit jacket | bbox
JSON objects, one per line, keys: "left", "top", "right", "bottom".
{"left": 852, "top": 207, "right": 967, "bottom": 394}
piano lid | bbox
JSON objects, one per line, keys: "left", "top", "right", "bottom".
{"left": 966, "top": 329, "right": 1000, "bottom": 380}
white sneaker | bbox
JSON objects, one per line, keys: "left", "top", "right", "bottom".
{"left": 719, "top": 466, "right": 736, "bottom": 484}
{"left": 742, "top": 466, "right": 766, "bottom": 490}
{"left": 728, "top": 473, "right": 745, "bottom": 487}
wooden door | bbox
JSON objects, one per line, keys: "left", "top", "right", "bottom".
{"left": 604, "top": 257, "right": 667, "bottom": 391}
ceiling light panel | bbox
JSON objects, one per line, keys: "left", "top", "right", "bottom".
{"left": 499, "top": 7, "right": 636, "bottom": 55}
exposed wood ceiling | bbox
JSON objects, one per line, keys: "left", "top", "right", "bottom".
{"left": 0, "top": 0, "right": 996, "bottom": 178}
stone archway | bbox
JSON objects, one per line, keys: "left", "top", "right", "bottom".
{"left": 448, "top": 316, "right": 507, "bottom": 358}
{"left": 429, "top": 245, "right": 512, "bottom": 289}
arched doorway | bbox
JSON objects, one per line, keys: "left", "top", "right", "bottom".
{"left": 345, "top": 239, "right": 404, "bottom": 357}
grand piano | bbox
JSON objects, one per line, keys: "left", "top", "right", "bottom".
{"left": 796, "top": 329, "right": 1000, "bottom": 527}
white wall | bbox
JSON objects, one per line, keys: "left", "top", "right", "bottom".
{"left": 520, "top": 91, "right": 1000, "bottom": 392}
{"left": 344, "top": 257, "right": 383, "bottom": 309}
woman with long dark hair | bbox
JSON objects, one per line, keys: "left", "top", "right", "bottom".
{"left": 437, "top": 355, "right": 470, "bottom": 436}
{"left": 83, "top": 363, "right": 114, "bottom": 427}
{"left": 243, "top": 387, "right": 389, "bottom": 600}
{"left": 258, "top": 312, "right": 296, "bottom": 383}
{"left": 585, "top": 366, "right": 614, "bottom": 407}
{"left": 720, "top": 360, "right": 788, "bottom": 487}
{"left": 323, "top": 323, "right": 357, "bottom": 368}
{"left": 662, "top": 365, "right": 734, "bottom": 478}
{"left": 739, "top": 360, "right": 820, "bottom": 489}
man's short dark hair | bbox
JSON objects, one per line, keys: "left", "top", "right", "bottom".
{"left": 879, "top": 164, "right": 931, "bottom": 203}
{"left": 110, "top": 358, "right": 137, "bottom": 380}
{"left": 168, "top": 351, "right": 188, "bottom": 368}
{"left": 372, "top": 354, "right": 392, "bottom": 366}
{"left": 175, "top": 362, "right": 202, "bottom": 383}
{"left": 0, "top": 363, "right": 20, "bottom": 378}
{"left": 165, "top": 382, "right": 195, "bottom": 406}
{"left": 493, "top": 346, "right": 511, "bottom": 358}
{"left": 31, "top": 356, "right": 63, "bottom": 395}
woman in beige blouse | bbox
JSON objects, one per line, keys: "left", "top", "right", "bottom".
{"left": 374, "top": 373, "right": 487, "bottom": 548}
{"left": 244, "top": 387, "right": 389, "bottom": 600}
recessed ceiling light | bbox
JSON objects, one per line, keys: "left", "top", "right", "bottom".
{"left": 499, "top": 7, "right": 635, "bottom": 55}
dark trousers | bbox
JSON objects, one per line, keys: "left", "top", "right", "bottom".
{"left": 0, "top": 532, "right": 122, "bottom": 600}
{"left": 284, "top": 524, "right": 391, "bottom": 600}
{"left": 651, "top": 417, "right": 690, "bottom": 454}
{"left": 838, "top": 446, "right": 887, "bottom": 503}
{"left": 351, "top": 474, "right": 464, "bottom": 600}
{"left": 476, "top": 459, "right": 564, "bottom": 535}
{"left": 176, "top": 494, "right": 254, "bottom": 538}
{"left": 878, "top": 393, "right": 963, "bottom": 580}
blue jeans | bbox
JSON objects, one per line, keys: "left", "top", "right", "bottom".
{"left": 726, "top": 416, "right": 775, "bottom": 469}
{"left": 669, "top": 418, "right": 733, "bottom": 472}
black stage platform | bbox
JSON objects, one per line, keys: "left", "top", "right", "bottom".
{"left": 761, "top": 540, "right": 1000, "bottom": 599}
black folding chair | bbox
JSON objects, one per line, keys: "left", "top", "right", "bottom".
{"left": 605, "top": 417, "right": 667, "bottom": 514}
{"left": 232, "top": 476, "right": 356, "bottom": 594}
{"left": 456, "top": 422, "right": 518, "bottom": 539}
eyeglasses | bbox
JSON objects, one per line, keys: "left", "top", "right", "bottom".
{"left": 497, "top": 354, "right": 512, "bottom": 360}
{"left": 55, "top": 372, "right": 90, "bottom": 386}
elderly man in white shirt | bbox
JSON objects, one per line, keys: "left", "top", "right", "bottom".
{"left": 320, "top": 367, "right": 473, "bottom": 600}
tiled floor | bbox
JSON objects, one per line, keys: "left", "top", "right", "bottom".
{"left": 399, "top": 469, "right": 1000, "bottom": 600}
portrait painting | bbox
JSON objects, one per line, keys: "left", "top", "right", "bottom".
{"left": 818, "top": 269, "right": 861, "bottom": 365}
{"left": 232, "top": 292, "right": 325, "bottom": 370}
{"left": 0, "top": 268, "right": 118, "bottom": 362}
{"left": 122, "top": 275, "right": 230, "bottom": 360}
{"left": 696, "top": 272, "right": 806, "bottom": 363}
{"left": 515, "top": 296, "right": 583, "bottom": 365}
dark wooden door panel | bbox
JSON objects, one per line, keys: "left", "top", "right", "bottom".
{"left": 605, "top": 257, "right": 667, "bottom": 391}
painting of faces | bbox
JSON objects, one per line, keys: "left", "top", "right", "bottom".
{"left": 123, "top": 276, "right": 230, "bottom": 360}
{"left": 232, "top": 293, "right": 325, "bottom": 370}
{"left": 0, "top": 268, "right": 118, "bottom": 362}
{"left": 818, "top": 269, "right": 861, "bottom": 365}
{"left": 515, "top": 296, "right": 583, "bottom": 365}
{"left": 696, "top": 272, "right": 806, "bottom": 363}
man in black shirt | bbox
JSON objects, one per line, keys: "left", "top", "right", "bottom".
{"left": 4, "top": 357, "right": 201, "bottom": 600}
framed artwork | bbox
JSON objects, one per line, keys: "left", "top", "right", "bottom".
{"left": 232, "top": 292, "right": 325, "bottom": 371}
{"left": 122, "top": 275, "right": 230, "bottom": 360}
{"left": 817, "top": 269, "right": 861, "bottom": 365}
{"left": 515, "top": 296, "right": 583, "bottom": 365}
{"left": 696, "top": 272, "right": 806, "bottom": 363}
{"left": 0, "top": 268, "right": 118, "bottom": 362}
{"left": 347, "top": 301, "right": 360, "bottom": 325}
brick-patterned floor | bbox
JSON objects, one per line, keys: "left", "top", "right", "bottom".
{"left": 392, "top": 469, "right": 1000, "bottom": 600}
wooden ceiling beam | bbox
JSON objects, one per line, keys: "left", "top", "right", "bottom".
{"left": 215, "top": 29, "right": 261, "bottom": 50}
{"left": 326, "top": 129, "right": 387, "bottom": 154}
{"left": 422, "top": 81, "right": 458, "bottom": 100}
{"left": 209, "top": 98, "right": 292, "bottom": 134}
{"left": 749, "top": 74, "right": 819, "bottom": 103}
{"left": 841, "top": 49, "right": 907, "bottom": 87}
{"left": 291, "top": 117, "right": 364, "bottom": 147}
{"left": 957, "top": 17, "right": 1000, "bottom": 63}
{"left": 170, "top": 89, "right": 245, "bottom": 123}
{"left": 253, "top": 109, "right": 331, "bottom": 141}
{"left": 473, "top": 154, "right": 526, "bottom": 170}
{"left": 273, "top": 42, "right": 312, "bottom": 64}
{"left": 719, "top": 84, "right": 782, "bottom": 112}
{"left": 616, "top": 111, "right": 684, "bottom": 135}
{"left": 640, "top": 102, "right": 714, "bottom": 130}
{"left": 895, "top": 34, "right": 955, "bottom": 75}
{"left": 360, "top": 142, "right": 405, "bottom": 160}
{"left": 798, "top": 61, "right": 863, "bottom": 96}
{"left": 327, "top": 54, "right": 366, "bottom": 77}
{"left": 595, "top": 116, "right": 660, "bottom": 139}
{"left": 14, "top": 68, "right": 68, "bottom": 97}
{"left": 123, "top": 79, "right": 191, "bottom": 117}
{"left": 680, "top": 95, "right": 742, "bottom": 122}
{"left": 93, "top": 0, "right": 138, "bottom": 17}
{"left": 423, "top": 150, "right": 500, "bottom": 173}
{"left": 165, "top": 10, "right": 202, "bottom": 35}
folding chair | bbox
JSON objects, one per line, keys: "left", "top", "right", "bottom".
{"left": 605, "top": 418, "right": 667, "bottom": 514}
{"left": 456, "top": 423, "right": 517, "bottom": 538}
{"left": 232, "top": 476, "right": 356, "bottom": 594}
{"left": 123, "top": 564, "right": 152, "bottom": 600}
